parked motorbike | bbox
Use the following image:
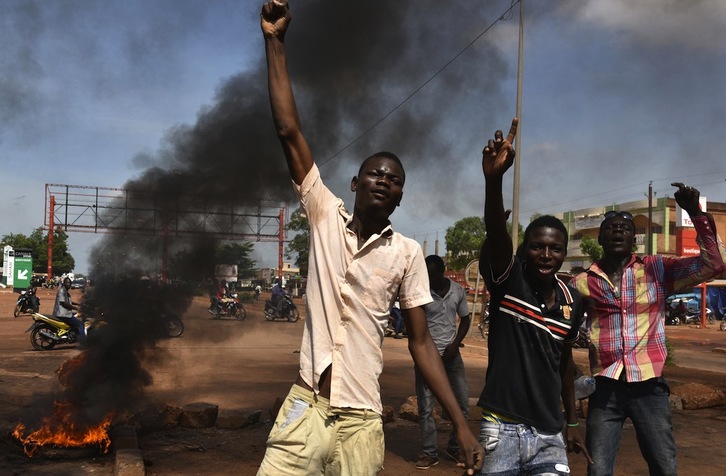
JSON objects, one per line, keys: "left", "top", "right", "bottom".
{"left": 14, "top": 288, "right": 40, "bottom": 317}
{"left": 680, "top": 308, "right": 715, "bottom": 325}
{"left": 209, "top": 293, "right": 247, "bottom": 320}
{"left": 160, "top": 313, "right": 184, "bottom": 337}
{"left": 477, "top": 301, "right": 490, "bottom": 339}
{"left": 26, "top": 312, "right": 92, "bottom": 351}
{"left": 264, "top": 294, "right": 299, "bottom": 322}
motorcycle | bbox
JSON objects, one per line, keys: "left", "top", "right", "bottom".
{"left": 264, "top": 294, "right": 299, "bottom": 322}
{"left": 14, "top": 288, "right": 40, "bottom": 317}
{"left": 26, "top": 312, "right": 92, "bottom": 351}
{"left": 209, "top": 293, "right": 247, "bottom": 320}
{"left": 160, "top": 313, "right": 184, "bottom": 337}
{"left": 477, "top": 301, "right": 490, "bottom": 339}
{"left": 683, "top": 307, "right": 715, "bottom": 325}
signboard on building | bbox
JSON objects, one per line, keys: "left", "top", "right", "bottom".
{"left": 2, "top": 246, "right": 14, "bottom": 287}
{"left": 676, "top": 197, "right": 707, "bottom": 228}
{"left": 574, "top": 216, "right": 605, "bottom": 231}
{"left": 214, "top": 264, "right": 238, "bottom": 283}
{"left": 676, "top": 228, "right": 699, "bottom": 256}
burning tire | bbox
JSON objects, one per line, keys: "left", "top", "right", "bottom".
{"left": 287, "top": 308, "right": 300, "bottom": 322}
{"left": 165, "top": 316, "right": 184, "bottom": 338}
{"left": 235, "top": 304, "right": 247, "bottom": 321}
{"left": 31, "top": 324, "right": 58, "bottom": 351}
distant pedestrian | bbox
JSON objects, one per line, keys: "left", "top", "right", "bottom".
{"left": 254, "top": 284, "right": 262, "bottom": 301}
{"left": 414, "top": 255, "right": 471, "bottom": 470}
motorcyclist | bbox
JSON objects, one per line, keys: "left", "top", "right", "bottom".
{"left": 675, "top": 299, "right": 687, "bottom": 321}
{"left": 270, "top": 281, "right": 286, "bottom": 313}
{"left": 53, "top": 277, "right": 83, "bottom": 339}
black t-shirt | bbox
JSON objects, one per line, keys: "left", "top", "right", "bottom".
{"left": 477, "top": 257, "right": 583, "bottom": 433}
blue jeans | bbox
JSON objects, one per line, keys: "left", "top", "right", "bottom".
{"left": 390, "top": 307, "right": 403, "bottom": 335}
{"left": 414, "top": 351, "right": 469, "bottom": 457}
{"left": 476, "top": 421, "right": 569, "bottom": 475}
{"left": 586, "top": 376, "right": 677, "bottom": 476}
{"left": 59, "top": 314, "right": 85, "bottom": 339}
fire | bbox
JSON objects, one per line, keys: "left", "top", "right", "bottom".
{"left": 12, "top": 401, "right": 112, "bottom": 457}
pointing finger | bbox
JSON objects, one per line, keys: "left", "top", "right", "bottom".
{"left": 504, "top": 117, "right": 519, "bottom": 144}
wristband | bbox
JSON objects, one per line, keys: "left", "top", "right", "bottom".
{"left": 567, "top": 422, "right": 579, "bottom": 427}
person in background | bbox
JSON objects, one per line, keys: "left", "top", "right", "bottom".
{"left": 258, "top": 2, "right": 482, "bottom": 474}
{"left": 570, "top": 182, "right": 726, "bottom": 476}
{"left": 476, "top": 118, "right": 591, "bottom": 475}
{"left": 390, "top": 300, "right": 404, "bottom": 339}
{"left": 255, "top": 284, "right": 262, "bottom": 301}
{"left": 270, "top": 280, "right": 285, "bottom": 312}
{"left": 414, "top": 254, "right": 472, "bottom": 470}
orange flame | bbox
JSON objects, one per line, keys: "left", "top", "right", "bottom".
{"left": 12, "top": 401, "right": 112, "bottom": 457}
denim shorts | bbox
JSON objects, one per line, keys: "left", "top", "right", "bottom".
{"left": 477, "top": 421, "right": 570, "bottom": 475}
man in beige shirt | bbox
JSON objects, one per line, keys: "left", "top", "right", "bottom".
{"left": 258, "top": 3, "right": 482, "bottom": 475}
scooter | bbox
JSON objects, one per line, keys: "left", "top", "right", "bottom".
{"left": 264, "top": 294, "right": 300, "bottom": 322}
{"left": 25, "top": 312, "right": 92, "bottom": 351}
{"left": 683, "top": 307, "right": 714, "bottom": 325}
{"left": 14, "top": 288, "right": 40, "bottom": 317}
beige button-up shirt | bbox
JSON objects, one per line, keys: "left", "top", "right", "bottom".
{"left": 295, "top": 164, "right": 432, "bottom": 413}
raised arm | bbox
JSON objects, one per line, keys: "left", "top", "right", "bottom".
{"left": 480, "top": 118, "right": 518, "bottom": 278}
{"left": 261, "top": 2, "right": 313, "bottom": 185}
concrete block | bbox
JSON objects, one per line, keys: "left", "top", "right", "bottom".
{"left": 216, "top": 409, "right": 262, "bottom": 429}
{"left": 180, "top": 402, "right": 219, "bottom": 428}
{"left": 672, "top": 382, "right": 726, "bottom": 410}
{"left": 114, "top": 448, "right": 146, "bottom": 476}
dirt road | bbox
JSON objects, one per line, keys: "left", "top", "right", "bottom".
{"left": 1, "top": 286, "right": 725, "bottom": 475}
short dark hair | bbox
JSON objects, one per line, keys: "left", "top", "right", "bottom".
{"left": 425, "top": 254, "right": 445, "bottom": 274}
{"left": 523, "top": 215, "right": 569, "bottom": 248}
{"left": 358, "top": 151, "right": 405, "bottom": 184}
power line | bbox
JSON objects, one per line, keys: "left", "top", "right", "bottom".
{"left": 318, "top": 0, "right": 522, "bottom": 168}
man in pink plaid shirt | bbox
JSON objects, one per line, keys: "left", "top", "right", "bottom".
{"left": 570, "top": 183, "right": 726, "bottom": 476}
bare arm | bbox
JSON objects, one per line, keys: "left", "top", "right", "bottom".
{"left": 403, "top": 306, "right": 483, "bottom": 474}
{"left": 480, "top": 118, "right": 518, "bottom": 278}
{"left": 261, "top": 2, "right": 313, "bottom": 185}
{"left": 442, "top": 314, "right": 470, "bottom": 361}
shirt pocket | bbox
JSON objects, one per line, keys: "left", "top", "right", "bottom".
{"left": 360, "top": 267, "right": 402, "bottom": 314}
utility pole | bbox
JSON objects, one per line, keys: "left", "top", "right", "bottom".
{"left": 647, "top": 181, "right": 653, "bottom": 255}
{"left": 511, "top": 0, "right": 524, "bottom": 252}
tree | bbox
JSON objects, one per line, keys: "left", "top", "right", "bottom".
{"left": 580, "top": 235, "right": 603, "bottom": 262}
{"left": 445, "top": 216, "right": 524, "bottom": 270}
{"left": 445, "top": 217, "right": 486, "bottom": 270}
{"left": 285, "top": 208, "right": 310, "bottom": 276}
{"left": 1, "top": 227, "right": 75, "bottom": 275}
{"left": 215, "top": 242, "right": 257, "bottom": 278}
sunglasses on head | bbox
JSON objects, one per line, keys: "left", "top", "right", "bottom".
{"left": 603, "top": 210, "right": 633, "bottom": 221}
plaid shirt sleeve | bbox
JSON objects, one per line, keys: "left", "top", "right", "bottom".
{"left": 663, "top": 215, "right": 726, "bottom": 294}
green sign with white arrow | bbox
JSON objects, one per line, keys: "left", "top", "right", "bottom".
{"left": 13, "top": 249, "right": 33, "bottom": 289}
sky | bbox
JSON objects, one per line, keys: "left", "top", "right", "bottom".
{"left": 1, "top": 0, "right": 725, "bottom": 275}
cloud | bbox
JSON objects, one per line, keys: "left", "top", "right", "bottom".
{"left": 566, "top": 0, "right": 726, "bottom": 50}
